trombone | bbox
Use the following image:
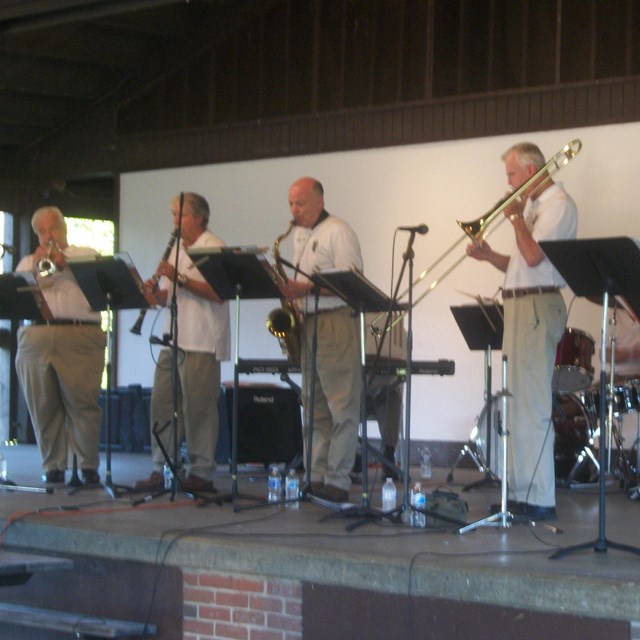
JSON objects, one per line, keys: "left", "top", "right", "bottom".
{"left": 372, "top": 139, "right": 582, "bottom": 332}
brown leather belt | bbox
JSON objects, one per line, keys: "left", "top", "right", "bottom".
{"left": 502, "top": 286, "right": 560, "bottom": 299}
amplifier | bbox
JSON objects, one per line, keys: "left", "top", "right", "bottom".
{"left": 217, "top": 384, "right": 303, "bottom": 465}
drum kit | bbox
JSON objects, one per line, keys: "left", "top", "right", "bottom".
{"left": 464, "top": 325, "right": 637, "bottom": 488}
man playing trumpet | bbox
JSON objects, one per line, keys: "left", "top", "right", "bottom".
{"left": 15, "top": 206, "right": 106, "bottom": 487}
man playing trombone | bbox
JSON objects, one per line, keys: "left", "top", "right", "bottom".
{"left": 466, "top": 142, "right": 578, "bottom": 522}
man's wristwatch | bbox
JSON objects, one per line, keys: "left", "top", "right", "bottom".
{"left": 176, "top": 273, "right": 188, "bottom": 288}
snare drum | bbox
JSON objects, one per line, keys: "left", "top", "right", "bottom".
{"left": 580, "top": 383, "right": 636, "bottom": 416}
{"left": 553, "top": 328, "right": 595, "bottom": 393}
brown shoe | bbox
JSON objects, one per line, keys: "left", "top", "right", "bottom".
{"left": 133, "top": 471, "right": 163, "bottom": 492}
{"left": 181, "top": 475, "right": 216, "bottom": 494}
{"left": 313, "top": 483, "right": 349, "bottom": 503}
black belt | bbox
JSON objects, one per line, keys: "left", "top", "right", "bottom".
{"left": 502, "top": 286, "right": 560, "bottom": 299}
{"left": 32, "top": 319, "right": 101, "bottom": 327}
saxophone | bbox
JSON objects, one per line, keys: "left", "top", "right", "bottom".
{"left": 267, "top": 221, "right": 302, "bottom": 366}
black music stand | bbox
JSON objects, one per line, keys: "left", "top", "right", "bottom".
{"left": 0, "top": 273, "right": 55, "bottom": 494}
{"left": 0, "top": 272, "right": 52, "bottom": 321}
{"left": 449, "top": 303, "right": 503, "bottom": 489}
{"left": 540, "top": 237, "right": 640, "bottom": 558}
{"left": 188, "top": 246, "right": 283, "bottom": 505}
{"left": 312, "top": 269, "right": 401, "bottom": 527}
{"left": 67, "top": 253, "right": 148, "bottom": 498}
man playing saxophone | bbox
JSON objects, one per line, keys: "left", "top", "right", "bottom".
{"left": 279, "top": 177, "right": 363, "bottom": 503}
{"left": 15, "top": 206, "right": 106, "bottom": 487}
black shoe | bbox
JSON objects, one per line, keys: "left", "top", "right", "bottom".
{"left": 522, "top": 504, "right": 557, "bottom": 522}
{"left": 489, "top": 500, "right": 522, "bottom": 514}
{"left": 81, "top": 469, "right": 101, "bottom": 486}
{"left": 44, "top": 470, "right": 65, "bottom": 485}
{"left": 490, "top": 501, "right": 557, "bottom": 522}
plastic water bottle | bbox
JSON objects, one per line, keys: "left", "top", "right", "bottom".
{"left": 419, "top": 446, "right": 432, "bottom": 479}
{"left": 268, "top": 465, "right": 282, "bottom": 503}
{"left": 163, "top": 463, "right": 172, "bottom": 490}
{"left": 410, "top": 481, "right": 426, "bottom": 528}
{"left": 285, "top": 469, "right": 300, "bottom": 509}
{"left": 0, "top": 448, "right": 7, "bottom": 483}
{"left": 381, "top": 477, "right": 396, "bottom": 512}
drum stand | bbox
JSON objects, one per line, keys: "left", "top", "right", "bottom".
{"left": 458, "top": 356, "right": 512, "bottom": 533}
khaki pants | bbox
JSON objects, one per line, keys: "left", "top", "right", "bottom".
{"left": 301, "top": 307, "right": 361, "bottom": 491}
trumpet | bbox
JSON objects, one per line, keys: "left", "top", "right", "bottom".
{"left": 130, "top": 228, "right": 178, "bottom": 335}
{"left": 372, "top": 139, "right": 582, "bottom": 332}
{"left": 36, "top": 240, "right": 62, "bottom": 278}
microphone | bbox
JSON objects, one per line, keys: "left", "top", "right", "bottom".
{"left": 398, "top": 224, "right": 429, "bottom": 235}
{"left": 149, "top": 334, "right": 172, "bottom": 347}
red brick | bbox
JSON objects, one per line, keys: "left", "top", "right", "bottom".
{"left": 284, "top": 599, "right": 302, "bottom": 617}
{"left": 250, "top": 630, "right": 283, "bottom": 640}
{"left": 267, "top": 580, "right": 302, "bottom": 599}
{"left": 267, "top": 613, "right": 302, "bottom": 633}
{"left": 184, "top": 586, "right": 215, "bottom": 604}
{"left": 183, "top": 618, "right": 215, "bottom": 635}
{"left": 233, "top": 609, "right": 266, "bottom": 626}
{"left": 199, "top": 605, "right": 233, "bottom": 622}
{"left": 230, "top": 575, "right": 265, "bottom": 593}
{"left": 183, "top": 571, "right": 199, "bottom": 586}
{"left": 250, "top": 595, "right": 284, "bottom": 613}
{"left": 215, "top": 622, "right": 249, "bottom": 639}
{"left": 200, "top": 572, "right": 234, "bottom": 589}
{"left": 217, "top": 590, "right": 250, "bottom": 608}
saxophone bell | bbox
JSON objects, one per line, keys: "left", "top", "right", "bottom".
{"left": 267, "top": 221, "right": 302, "bottom": 366}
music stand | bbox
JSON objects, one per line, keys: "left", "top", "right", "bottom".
{"left": 539, "top": 237, "right": 640, "bottom": 558}
{"left": 0, "top": 273, "right": 54, "bottom": 494}
{"left": 449, "top": 302, "right": 503, "bottom": 489}
{"left": 0, "top": 272, "right": 52, "bottom": 321}
{"left": 312, "top": 269, "right": 401, "bottom": 528}
{"left": 187, "top": 246, "right": 283, "bottom": 505}
{"left": 67, "top": 253, "right": 148, "bottom": 498}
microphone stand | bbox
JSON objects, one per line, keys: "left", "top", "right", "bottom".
{"left": 399, "top": 231, "right": 417, "bottom": 523}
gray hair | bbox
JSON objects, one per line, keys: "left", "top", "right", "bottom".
{"left": 31, "top": 206, "right": 66, "bottom": 234}
{"left": 501, "top": 142, "right": 546, "bottom": 171}
{"left": 181, "top": 192, "right": 210, "bottom": 226}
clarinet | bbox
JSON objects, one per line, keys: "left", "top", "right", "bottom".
{"left": 130, "top": 228, "right": 178, "bottom": 335}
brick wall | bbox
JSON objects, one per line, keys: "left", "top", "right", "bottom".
{"left": 183, "top": 570, "right": 302, "bottom": 640}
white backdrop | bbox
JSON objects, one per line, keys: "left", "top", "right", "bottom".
{"left": 118, "top": 121, "right": 640, "bottom": 445}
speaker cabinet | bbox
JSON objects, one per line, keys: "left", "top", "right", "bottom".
{"left": 217, "top": 384, "right": 302, "bottom": 465}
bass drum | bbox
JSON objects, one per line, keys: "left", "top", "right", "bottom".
{"left": 473, "top": 393, "right": 594, "bottom": 481}
{"left": 552, "top": 392, "right": 594, "bottom": 482}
